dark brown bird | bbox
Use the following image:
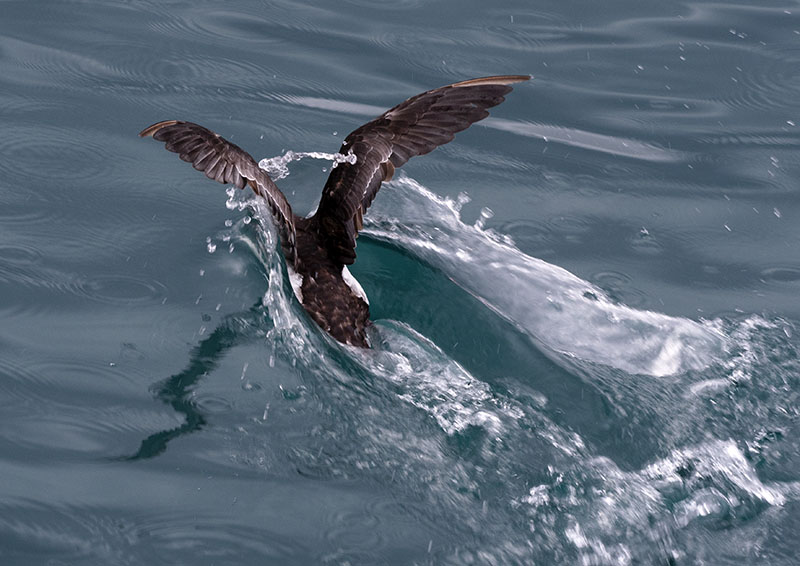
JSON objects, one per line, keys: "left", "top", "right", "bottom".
{"left": 140, "top": 75, "right": 529, "bottom": 347}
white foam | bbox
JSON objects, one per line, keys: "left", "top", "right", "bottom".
{"left": 516, "top": 439, "right": 795, "bottom": 564}
{"left": 258, "top": 149, "right": 356, "bottom": 181}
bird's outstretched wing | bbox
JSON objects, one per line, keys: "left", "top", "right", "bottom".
{"left": 139, "top": 120, "right": 297, "bottom": 263}
{"left": 313, "top": 75, "right": 530, "bottom": 265}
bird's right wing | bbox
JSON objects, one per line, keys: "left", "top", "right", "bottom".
{"left": 313, "top": 75, "right": 530, "bottom": 265}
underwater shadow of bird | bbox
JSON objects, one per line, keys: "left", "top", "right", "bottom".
{"left": 125, "top": 302, "right": 263, "bottom": 461}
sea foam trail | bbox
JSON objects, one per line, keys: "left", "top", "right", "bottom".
{"left": 364, "top": 176, "right": 728, "bottom": 377}
{"left": 516, "top": 438, "right": 798, "bottom": 564}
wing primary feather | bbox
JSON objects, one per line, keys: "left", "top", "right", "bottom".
{"left": 314, "top": 75, "right": 529, "bottom": 265}
{"left": 140, "top": 120, "right": 299, "bottom": 266}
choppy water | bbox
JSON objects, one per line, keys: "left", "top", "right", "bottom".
{"left": 2, "top": 0, "right": 800, "bottom": 564}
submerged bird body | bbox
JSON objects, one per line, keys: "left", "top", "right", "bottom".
{"left": 140, "top": 75, "right": 529, "bottom": 347}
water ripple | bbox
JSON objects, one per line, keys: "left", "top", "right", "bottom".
{"left": 75, "top": 274, "right": 168, "bottom": 306}
{"left": 0, "top": 35, "right": 112, "bottom": 89}
{"left": 0, "top": 243, "right": 43, "bottom": 266}
{"left": 711, "top": 45, "right": 800, "bottom": 113}
{"left": 0, "top": 502, "right": 299, "bottom": 564}
{"left": 0, "top": 124, "right": 113, "bottom": 183}
{"left": 0, "top": 259, "right": 168, "bottom": 312}
{"left": 760, "top": 265, "right": 800, "bottom": 285}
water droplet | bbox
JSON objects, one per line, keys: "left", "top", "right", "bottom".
{"left": 224, "top": 219, "right": 233, "bottom": 227}
{"left": 474, "top": 207, "right": 494, "bottom": 230}
{"left": 455, "top": 192, "right": 471, "bottom": 212}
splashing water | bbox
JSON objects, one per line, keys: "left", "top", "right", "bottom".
{"left": 239, "top": 195, "right": 525, "bottom": 438}
{"left": 225, "top": 164, "right": 798, "bottom": 564}
{"left": 258, "top": 149, "right": 356, "bottom": 180}
{"left": 364, "top": 175, "right": 729, "bottom": 377}
{"left": 516, "top": 439, "right": 799, "bottom": 565}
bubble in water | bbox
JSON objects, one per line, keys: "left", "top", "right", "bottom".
{"left": 225, "top": 187, "right": 238, "bottom": 210}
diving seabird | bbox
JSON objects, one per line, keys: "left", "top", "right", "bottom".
{"left": 140, "top": 75, "right": 530, "bottom": 347}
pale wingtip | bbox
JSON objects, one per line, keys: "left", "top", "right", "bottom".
{"left": 451, "top": 74, "right": 532, "bottom": 88}
{"left": 139, "top": 120, "right": 180, "bottom": 138}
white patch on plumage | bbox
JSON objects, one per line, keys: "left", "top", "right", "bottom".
{"left": 342, "top": 266, "right": 368, "bottom": 304}
{"left": 286, "top": 264, "right": 304, "bottom": 303}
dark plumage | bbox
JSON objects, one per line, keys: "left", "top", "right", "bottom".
{"left": 140, "top": 75, "right": 529, "bottom": 347}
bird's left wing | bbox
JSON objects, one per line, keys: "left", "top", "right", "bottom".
{"left": 140, "top": 120, "right": 298, "bottom": 263}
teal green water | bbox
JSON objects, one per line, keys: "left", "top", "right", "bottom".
{"left": 2, "top": 0, "right": 800, "bottom": 564}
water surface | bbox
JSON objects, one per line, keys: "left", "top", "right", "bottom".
{"left": 1, "top": 0, "right": 800, "bottom": 564}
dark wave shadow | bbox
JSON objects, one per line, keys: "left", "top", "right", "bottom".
{"left": 125, "top": 301, "right": 264, "bottom": 461}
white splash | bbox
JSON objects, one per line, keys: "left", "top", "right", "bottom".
{"left": 365, "top": 175, "right": 728, "bottom": 377}
{"left": 258, "top": 149, "right": 356, "bottom": 180}
{"left": 364, "top": 321, "right": 514, "bottom": 435}
{"left": 240, "top": 191, "right": 519, "bottom": 437}
{"left": 516, "top": 439, "right": 796, "bottom": 565}
{"left": 286, "top": 264, "right": 304, "bottom": 303}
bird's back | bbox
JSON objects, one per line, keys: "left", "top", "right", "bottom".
{"left": 292, "top": 219, "right": 371, "bottom": 347}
